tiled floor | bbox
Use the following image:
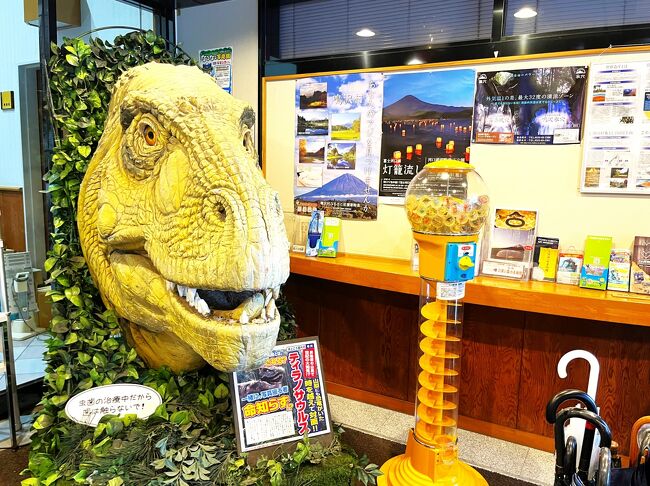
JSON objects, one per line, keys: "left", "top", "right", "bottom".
{"left": 328, "top": 394, "right": 556, "bottom": 485}
{"left": 0, "top": 332, "right": 47, "bottom": 392}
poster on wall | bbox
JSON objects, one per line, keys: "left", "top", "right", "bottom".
{"left": 294, "top": 73, "right": 383, "bottom": 220}
{"left": 581, "top": 61, "right": 650, "bottom": 194}
{"left": 198, "top": 46, "right": 233, "bottom": 94}
{"left": 379, "top": 69, "right": 476, "bottom": 203}
{"left": 231, "top": 338, "right": 331, "bottom": 454}
{"left": 473, "top": 66, "right": 588, "bottom": 145}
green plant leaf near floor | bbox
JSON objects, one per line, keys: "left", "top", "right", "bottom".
{"left": 23, "top": 30, "right": 380, "bottom": 486}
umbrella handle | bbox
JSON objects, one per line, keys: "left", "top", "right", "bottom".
{"left": 630, "top": 417, "right": 650, "bottom": 467}
{"left": 596, "top": 447, "right": 611, "bottom": 486}
{"left": 565, "top": 436, "right": 578, "bottom": 480}
{"left": 546, "top": 389, "right": 599, "bottom": 424}
{"left": 554, "top": 408, "right": 612, "bottom": 478}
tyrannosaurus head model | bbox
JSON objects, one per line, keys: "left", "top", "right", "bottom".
{"left": 78, "top": 63, "right": 290, "bottom": 373}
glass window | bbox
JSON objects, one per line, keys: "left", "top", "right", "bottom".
{"left": 505, "top": 0, "right": 650, "bottom": 36}
{"left": 279, "top": 0, "right": 493, "bottom": 60}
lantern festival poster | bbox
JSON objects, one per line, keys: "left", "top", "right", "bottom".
{"left": 231, "top": 338, "right": 331, "bottom": 453}
{"left": 379, "top": 69, "right": 476, "bottom": 204}
{"left": 294, "top": 74, "right": 383, "bottom": 220}
{"left": 473, "top": 66, "right": 588, "bottom": 145}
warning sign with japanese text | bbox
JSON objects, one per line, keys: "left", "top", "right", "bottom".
{"left": 231, "top": 337, "right": 331, "bottom": 453}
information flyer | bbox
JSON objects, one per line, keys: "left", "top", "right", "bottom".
{"left": 473, "top": 66, "right": 588, "bottom": 145}
{"left": 379, "top": 69, "right": 475, "bottom": 203}
{"left": 198, "top": 46, "right": 233, "bottom": 94}
{"left": 232, "top": 338, "right": 331, "bottom": 453}
{"left": 294, "top": 74, "right": 383, "bottom": 220}
{"left": 581, "top": 61, "right": 650, "bottom": 194}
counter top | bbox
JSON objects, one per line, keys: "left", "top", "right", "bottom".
{"left": 290, "top": 253, "right": 650, "bottom": 327}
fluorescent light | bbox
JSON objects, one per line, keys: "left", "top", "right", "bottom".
{"left": 407, "top": 57, "right": 424, "bottom": 65}
{"left": 514, "top": 7, "right": 537, "bottom": 18}
{"left": 356, "top": 28, "right": 375, "bottom": 37}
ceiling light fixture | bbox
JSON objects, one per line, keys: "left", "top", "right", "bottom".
{"left": 514, "top": 7, "right": 537, "bottom": 18}
{"left": 407, "top": 57, "right": 424, "bottom": 65}
{"left": 356, "top": 28, "right": 376, "bottom": 37}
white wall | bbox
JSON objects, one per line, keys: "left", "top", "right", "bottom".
{"left": 176, "top": 0, "right": 259, "bottom": 115}
{"left": 0, "top": 1, "right": 40, "bottom": 188}
{"left": 0, "top": 0, "right": 152, "bottom": 189}
{"left": 264, "top": 51, "right": 650, "bottom": 259}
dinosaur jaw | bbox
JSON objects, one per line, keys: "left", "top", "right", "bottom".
{"left": 163, "top": 281, "right": 280, "bottom": 324}
{"left": 108, "top": 251, "right": 281, "bottom": 371}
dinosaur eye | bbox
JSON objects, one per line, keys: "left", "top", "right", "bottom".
{"left": 143, "top": 124, "right": 157, "bottom": 146}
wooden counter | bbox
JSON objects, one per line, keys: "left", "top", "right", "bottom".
{"left": 290, "top": 253, "right": 650, "bottom": 327}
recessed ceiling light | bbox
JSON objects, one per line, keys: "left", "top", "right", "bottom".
{"left": 356, "top": 28, "right": 375, "bottom": 37}
{"left": 514, "top": 7, "right": 537, "bottom": 18}
{"left": 407, "top": 57, "right": 424, "bottom": 65}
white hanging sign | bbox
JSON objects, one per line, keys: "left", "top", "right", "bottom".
{"left": 65, "top": 383, "right": 162, "bottom": 427}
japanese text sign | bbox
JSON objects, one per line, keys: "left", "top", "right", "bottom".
{"left": 65, "top": 383, "right": 162, "bottom": 427}
{"left": 231, "top": 337, "right": 331, "bottom": 453}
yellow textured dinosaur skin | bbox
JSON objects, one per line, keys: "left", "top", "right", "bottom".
{"left": 77, "top": 63, "right": 290, "bottom": 373}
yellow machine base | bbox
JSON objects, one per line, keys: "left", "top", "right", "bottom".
{"left": 378, "top": 431, "right": 487, "bottom": 486}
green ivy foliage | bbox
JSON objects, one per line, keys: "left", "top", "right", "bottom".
{"left": 24, "top": 30, "right": 380, "bottom": 485}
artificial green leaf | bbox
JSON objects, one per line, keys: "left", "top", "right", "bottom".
{"left": 65, "top": 54, "right": 79, "bottom": 66}
{"left": 77, "top": 145, "right": 91, "bottom": 158}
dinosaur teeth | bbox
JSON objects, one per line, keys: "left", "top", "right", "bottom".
{"left": 177, "top": 285, "right": 187, "bottom": 298}
{"left": 239, "top": 311, "right": 249, "bottom": 324}
{"left": 186, "top": 287, "right": 197, "bottom": 307}
{"left": 272, "top": 286, "right": 280, "bottom": 299}
{"left": 264, "top": 289, "right": 272, "bottom": 306}
{"left": 196, "top": 297, "right": 210, "bottom": 316}
{"left": 266, "top": 300, "right": 277, "bottom": 320}
{"left": 166, "top": 280, "right": 176, "bottom": 292}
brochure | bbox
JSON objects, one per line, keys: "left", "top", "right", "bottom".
{"left": 481, "top": 209, "right": 538, "bottom": 280}
{"left": 579, "top": 236, "right": 613, "bottom": 290}
{"left": 556, "top": 249, "right": 584, "bottom": 285}
{"left": 631, "top": 236, "right": 650, "bottom": 295}
{"left": 607, "top": 249, "right": 631, "bottom": 292}
{"left": 532, "top": 237, "right": 560, "bottom": 282}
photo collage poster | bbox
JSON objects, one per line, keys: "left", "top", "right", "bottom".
{"left": 473, "top": 66, "right": 588, "bottom": 145}
{"left": 294, "top": 74, "right": 383, "bottom": 220}
{"left": 581, "top": 61, "right": 650, "bottom": 194}
{"left": 379, "top": 69, "right": 476, "bottom": 203}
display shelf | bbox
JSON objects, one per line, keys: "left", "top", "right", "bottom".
{"left": 289, "top": 253, "right": 650, "bottom": 327}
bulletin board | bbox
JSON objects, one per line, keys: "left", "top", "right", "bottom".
{"left": 263, "top": 47, "right": 650, "bottom": 261}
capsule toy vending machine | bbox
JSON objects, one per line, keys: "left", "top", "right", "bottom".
{"left": 380, "top": 160, "right": 490, "bottom": 486}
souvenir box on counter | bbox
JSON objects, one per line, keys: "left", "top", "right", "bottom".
{"left": 631, "top": 236, "right": 650, "bottom": 295}
{"left": 579, "top": 235, "right": 613, "bottom": 290}
{"left": 607, "top": 249, "right": 631, "bottom": 292}
{"left": 480, "top": 208, "right": 538, "bottom": 280}
{"left": 556, "top": 249, "right": 584, "bottom": 285}
{"left": 531, "top": 237, "right": 560, "bottom": 282}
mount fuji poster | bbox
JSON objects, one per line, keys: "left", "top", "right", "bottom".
{"left": 294, "top": 73, "right": 383, "bottom": 220}
{"left": 379, "top": 69, "right": 476, "bottom": 203}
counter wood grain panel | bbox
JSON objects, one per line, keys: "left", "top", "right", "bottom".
{"left": 290, "top": 254, "right": 650, "bottom": 326}
{"left": 460, "top": 306, "right": 525, "bottom": 429}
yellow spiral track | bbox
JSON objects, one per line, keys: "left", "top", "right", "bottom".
{"left": 379, "top": 297, "right": 486, "bottom": 486}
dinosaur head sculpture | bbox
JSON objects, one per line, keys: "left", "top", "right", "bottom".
{"left": 78, "top": 63, "right": 290, "bottom": 373}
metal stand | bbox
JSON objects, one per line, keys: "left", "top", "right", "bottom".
{"left": 0, "top": 241, "right": 32, "bottom": 449}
